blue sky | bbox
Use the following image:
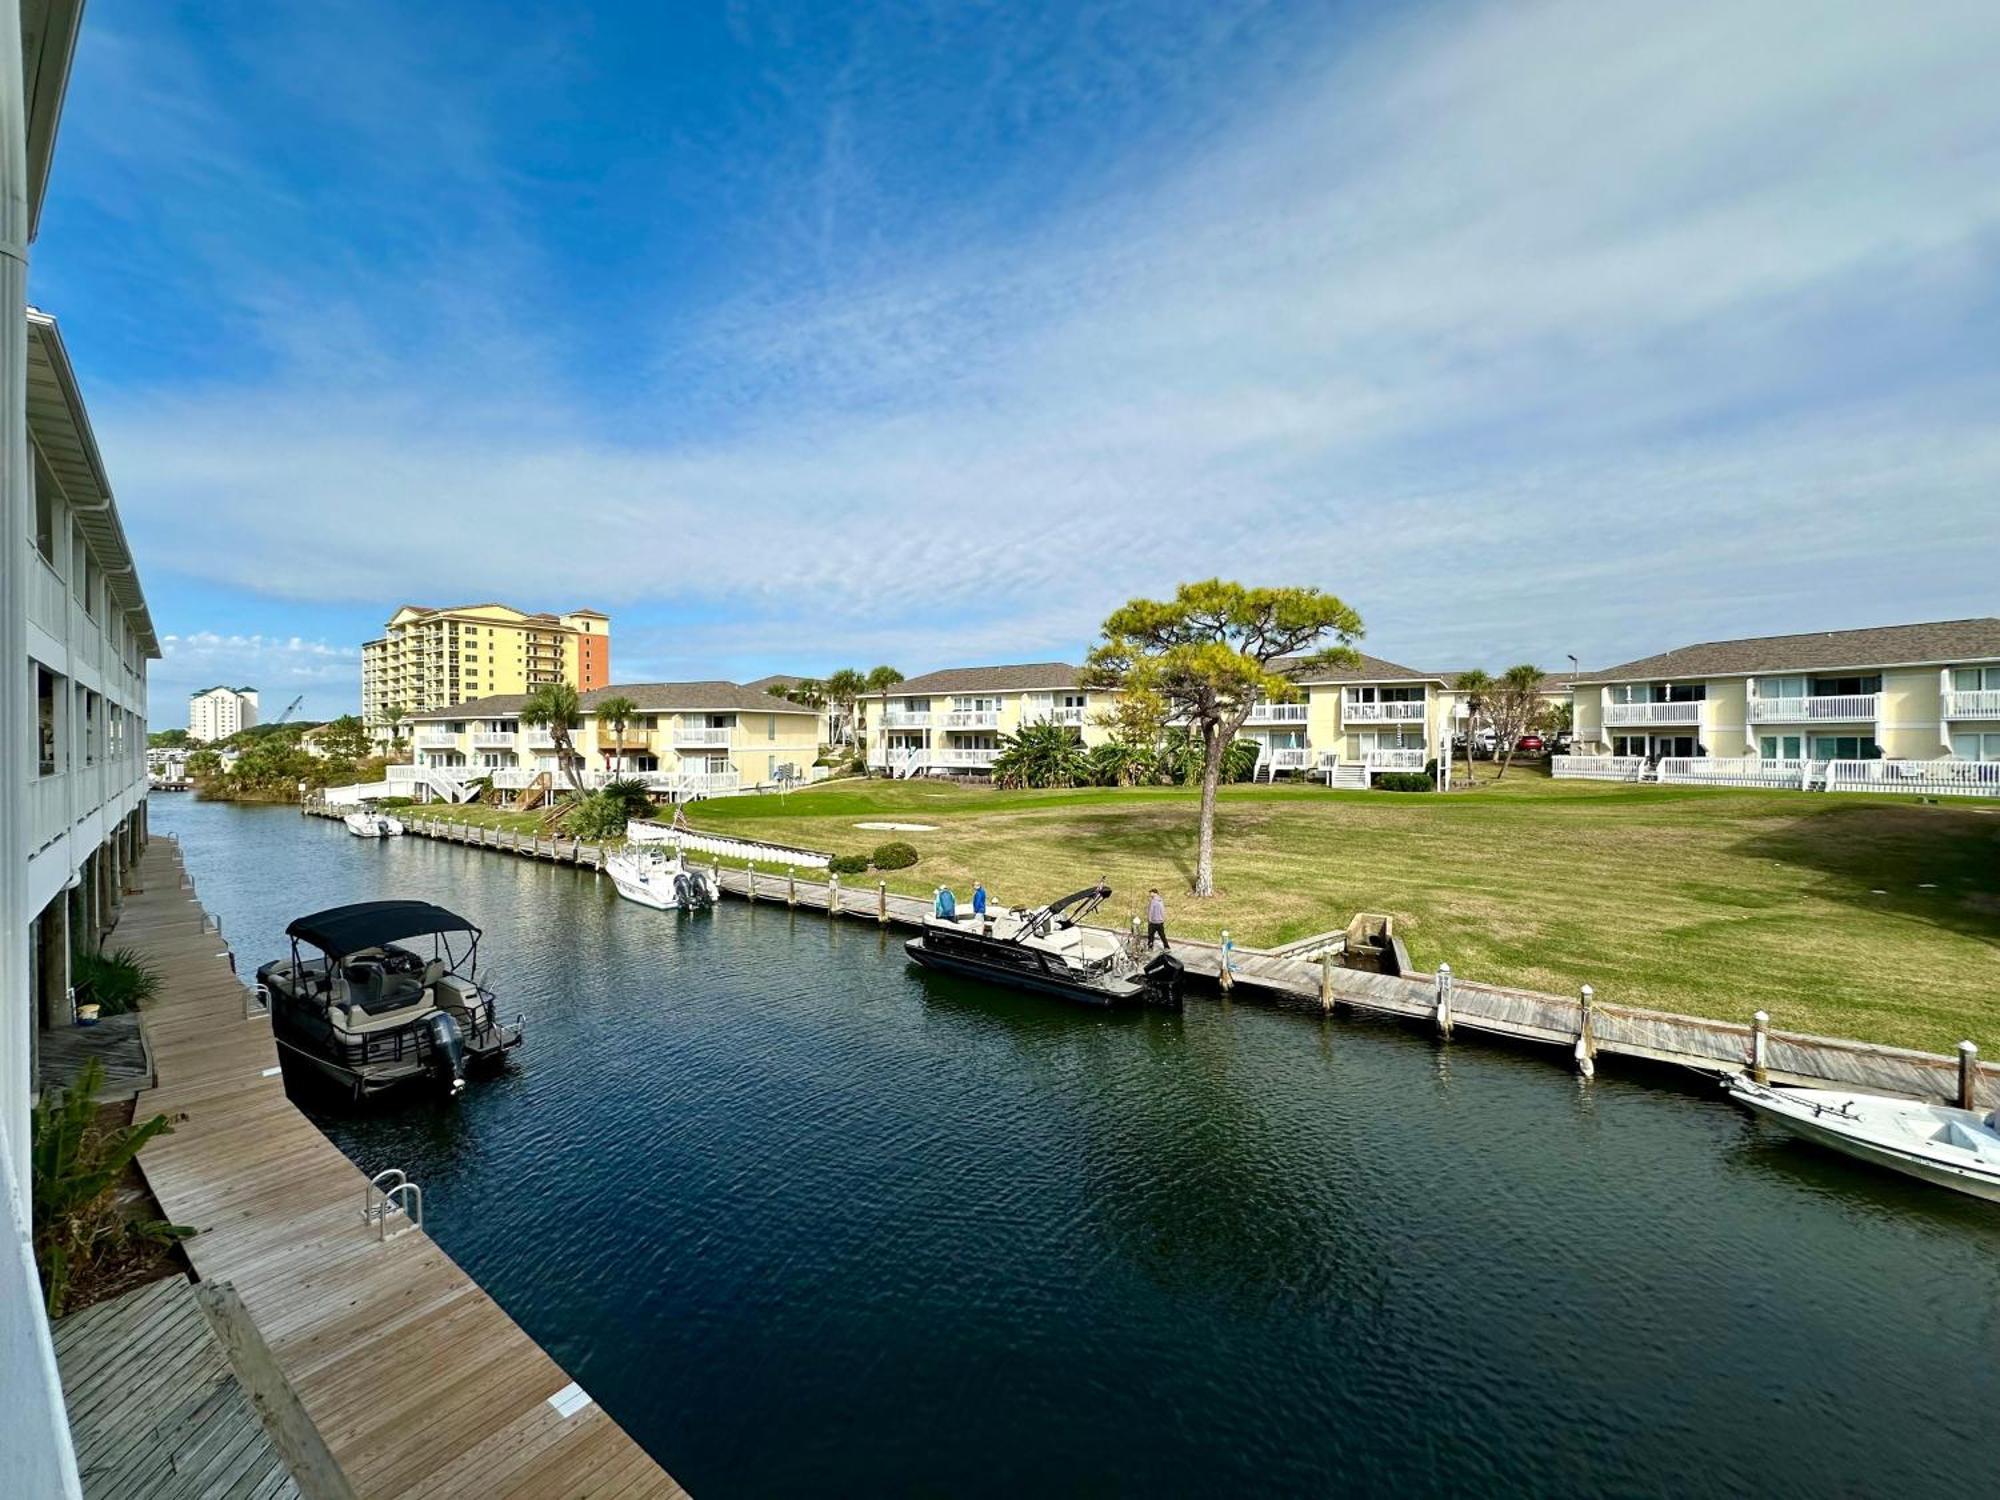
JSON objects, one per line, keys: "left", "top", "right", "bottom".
{"left": 31, "top": 0, "right": 2000, "bottom": 720}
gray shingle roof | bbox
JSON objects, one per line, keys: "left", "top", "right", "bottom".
{"left": 866, "top": 662, "right": 1086, "bottom": 696}
{"left": 1278, "top": 652, "right": 1445, "bottom": 686}
{"left": 408, "top": 681, "right": 820, "bottom": 720}
{"left": 1576, "top": 618, "right": 2000, "bottom": 684}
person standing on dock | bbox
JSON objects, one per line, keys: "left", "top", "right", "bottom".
{"left": 1146, "top": 889, "right": 1170, "bottom": 950}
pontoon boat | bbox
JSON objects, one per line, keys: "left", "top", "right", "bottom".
{"left": 905, "top": 883, "right": 1184, "bottom": 1008}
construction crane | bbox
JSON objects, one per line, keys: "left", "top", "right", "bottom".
{"left": 276, "top": 695, "right": 304, "bottom": 724}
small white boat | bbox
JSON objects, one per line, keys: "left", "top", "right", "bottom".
{"left": 344, "top": 811, "right": 405, "bottom": 838}
{"left": 1725, "top": 1074, "right": 2000, "bottom": 1203}
{"left": 605, "top": 844, "right": 719, "bottom": 911}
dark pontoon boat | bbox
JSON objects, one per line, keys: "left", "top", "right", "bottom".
{"left": 257, "top": 900, "right": 522, "bottom": 1101}
{"left": 905, "top": 883, "right": 1184, "bottom": 1008}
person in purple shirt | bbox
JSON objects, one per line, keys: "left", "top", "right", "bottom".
{"left": 1146, "top": 888, "right": 1169, "bottom": 950}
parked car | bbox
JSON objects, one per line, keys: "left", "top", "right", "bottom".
{"left": 1515, "top": 734, "right": 1546, "bottom": 756}
{"left": 1549, "top": 729, "right": 1574, "bottom": 755}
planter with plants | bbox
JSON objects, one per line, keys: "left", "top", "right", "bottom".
{"left": 70, "top": 946, "right": 163, "bottom": 1021}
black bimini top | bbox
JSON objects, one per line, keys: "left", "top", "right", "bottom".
{"left": 286, "top": 900, "right": 480, "bottom": 957}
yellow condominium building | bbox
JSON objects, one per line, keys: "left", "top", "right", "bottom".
{"left": 1567, "top": 618, "right": 2000, "bottom": 794}
{"left": 1270, "top": 654, "right": 1455, "bottom": 786}
{"left": 402, "top": 681, "right": 821, "bottom": 802}
{"left": 857, "top": 663, "right": 1109, "bottom": 777}
{"left": 362, "top": 603, "right": 610, "bottom": 732}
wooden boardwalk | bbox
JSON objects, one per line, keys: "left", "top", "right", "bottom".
{"left": 366, "top": 807, "right": 1997, "bottom": 1108}
{"left": 53, "top": 1275, "right": 299, "bottom": 1500}
{"left": 119, "top": 838, "right": 688, "bottom": 1499}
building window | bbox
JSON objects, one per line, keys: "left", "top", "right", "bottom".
{"left": 1809, "top": 735, "right": 1878, "bottom": 760}
{"left": 1951, "top": 733, "right": 2000, "bottom": 761}
{"left": 767, "top": 715, "right": 776, "bottom": 740}
{"left": 37, "top": 667, "right": 57, "bottom": 774}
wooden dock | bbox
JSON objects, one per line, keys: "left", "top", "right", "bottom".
{"left": 53, "top": 1275, "right": 299, "bottom": 1500}
{"left": 345, "top": 805, "right": 1998, "bottom": 1109}
{"left": 118, "top": 837, "right": 688, "bottom": 1499}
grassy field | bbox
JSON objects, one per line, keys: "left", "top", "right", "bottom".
{"left": 657, "top": 771, "right": 2000, "bottom": 1055}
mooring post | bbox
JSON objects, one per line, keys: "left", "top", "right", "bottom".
{"left": 747, "top": 862, "right": 757, "bottom": 902}
{"left": 787, "top": 867, "right": 797, "bottom": 907}
{"left": 1218, "top": 930, "right": 1234, "bottom": 994}
{"left": 1435, "top": 962, "right": 1453, "bottom": 1037}
{"left": 712, "top": 859, "right": 722, "bottom": 893}
{"left": 1574, "top": 984, "right": 1596, "bottom": 1078}
{"left": 1319, "top": 951, "right": 1334, "bottom": 1013}
{"left": 878, "top": 881, "right": 888, "bottom": 924}
{"left": 829, "top": 872, "right": 841, "bottom": 914}
{"left": 1750, "top": 1010, "right": 1770, "bottom": 1084}
{"left": 1959, "top": 1041, "right": 1980, "bottom": 1111}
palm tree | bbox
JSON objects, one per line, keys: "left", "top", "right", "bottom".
{"left": 1493, "top": 663, "right": 1545, "bottom": 781}
{"left": 383, "top": 703, "right": 408, "bottom": 752}
{"left": 823, "top": 667, "right": 866, "bottom": 745}
{"left": 992, "top": 720, "right": 1086, "bottom": 789}
{"left": 1452, "top": 670, "right": 1493, "bottom": 788}
{"left": 521, "top": 683, "right": 586, "bottom": 794}
{"left": 595, "top": 694, "right": 639, "bottom": 773}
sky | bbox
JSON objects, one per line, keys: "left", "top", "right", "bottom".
{"left": 31, "top": 0, "right": 2000, "bottom": 721}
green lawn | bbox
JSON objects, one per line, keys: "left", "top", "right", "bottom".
{"left": 672, "top": 773, "right": 2000, "bottom": 1054}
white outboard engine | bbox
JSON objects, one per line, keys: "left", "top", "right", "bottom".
{"left": 425, "top": 1011, "right": 467, "bottom": 1095}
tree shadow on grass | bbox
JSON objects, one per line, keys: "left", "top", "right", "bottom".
{"left": 1731, "top": 800, "right": 2000, "bottom": 948}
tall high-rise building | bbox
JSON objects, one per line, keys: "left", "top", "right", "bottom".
{"left": 188, "top": 684, "right": 258, "bottom": 742}
{"left": 361, "top": 603, "right": 611, "bottom": 732}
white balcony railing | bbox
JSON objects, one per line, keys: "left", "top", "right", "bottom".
{"left": 674, "top": 726, "right": 733, "bottom": 749}
{"left": 1037, "top": 707, "right": 1086, "bottom": 727}
{"left": 1246, "top": 702, "right": 1310, "bottom": 724}
{"left": 28, "top": 554, "right": 66, "bottom": 640}
{"left": 933, "top": 746, "right": 998, "bottom": 766}
{"left": 524, "top": 729, "right": 558, "bottom": 749}
{"left": 1943, "top": 690, "right": 2000, "bottom": 719}
{"left": 472, "top": 731, "right": 514, "bottom": 749}
{"left": 1747, "top": 694, "right": 1879, "bottom": 724}
{"left": 1342, "top": 699, "right": 1425, "bottom": 723}
{"left": 416, "top": 730, "right": 458, "bottom": 748}
{"left": 941, "top": 710, "right": 1000, "bottom": 730}
{"left": 1363, "top": 748, "right": 1427, "bottom": 770}
{"left": 1603, "top": 701, "right": 1702, "bottom": 727}
{"left": 880, "top": 710, "right": 932, "bottom": 729}
{"left": 1261, "top": 747, "right": 1313, "bottom": 770}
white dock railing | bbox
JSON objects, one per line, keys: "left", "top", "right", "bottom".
{"left": 1552, "top": 755, "right": 1650, "bottom": 781}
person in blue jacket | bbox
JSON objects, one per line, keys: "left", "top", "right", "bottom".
{"left": 972, "top": 880, "right": 988, "bottom": 918}
{"left": 934, "top": 886, "right": 957, "bottom": 920}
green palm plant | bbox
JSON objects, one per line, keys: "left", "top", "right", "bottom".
{"left": 823, "top": 667, "right": 866, "bottom": 745}
{"left": 595, "top": 694, "right": 640, "bottom": 773}
{"left": 521, "top": 683, "right": 586, "bottom": 794}
{"left": 32, "top": 1058, "right": 190, "bottom": 1314}
{"left": 1453, "top": 670, "right": 1493, "bottom": 787}
{"left": 992, "top": 720, "right": 1086, "bottom": 789}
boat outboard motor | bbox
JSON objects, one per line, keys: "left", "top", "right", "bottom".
{"left": 674, "top": 872, "right": 714, "bottom": 910}
{"left": 1142, "top": 951, "right": 1186, "bottom": 1008}
{"left": 424, "top": 1010, "right": 467, "bottom": 1096}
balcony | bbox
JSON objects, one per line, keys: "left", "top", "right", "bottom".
{"left": 933, "top": 746, "right": 998, "bottom": 767}
{"left": 472, "top": 731, "right": 515, "bottom": 749}
{"left": 1604, "top": 701, "right": 1702, "bottom": 727}
{"left": 1747, "top": 694, "right": 1879, "bottom": 724}
{"left": 1943, "top": 690, "right": 2000, "bottom": 719}
{"left": 1246, "top": 702, "right": 1310, "bottom": 725}
{"left": 1363, "top": 748, "right": 1427, "bottom": 770}
{"left": 881, "top": 710, "right": 931, "bottom": 729}
{"left": 524, "top": 729, "right": 558, "bottom": 749}
{"left": 941, "top": 710, "right": 999, "bottom": 730}
{"left": 674, "top": 726, "right": 734, "bottom": 749}
{"left": 676, "top": 770, "right": 741, "bottom": 796}
{"left": 415, "top": 729, "right": 459, "bottom": 748}
{"left": 1341, "top": 699, "right": 1424, "bottom": 723}
{"left": 1262, "top": 747, "right": 1313, "bottom": 770}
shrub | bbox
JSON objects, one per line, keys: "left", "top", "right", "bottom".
{"left": 71, "top": 947, "right": 162, "bottom": 1017}
{"left": 376, "top": 795, "right": 415, "bottom": 808}
{"left": 564, "top": 791, "right": 632, "bottom": 840}
{"left": 31, "top": 1059, "right": 190, "bottom": 1315}
{"left": 1373, "top": 771, "right": 1434, "bottom": 793}
{"left": 828, "top": 852, "right": 870, "bottom": 875}
{"left": 871, "top": 841, "right": 919, "bottom": 870}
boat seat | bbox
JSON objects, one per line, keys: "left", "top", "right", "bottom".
{"left": 422, "top": 958, "right": 446, "bottom": 988}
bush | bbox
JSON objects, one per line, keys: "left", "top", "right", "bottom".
{"left": 377, "top": 796, "right": 414, "bottom": 808}
{"left": 871, "top": 841, "right": 919, "bottom": 870}
{"left": 71, "top": 947, "right": 162, "bottom": 1017}
{"left": 1372, "top": 771, "right": 1434, "bottom": 793}
{"left": 564, "top": 791, "right": 632, "bottom": 840}
{"left": 828, "top": 852, "right": 870, "bottom": 875}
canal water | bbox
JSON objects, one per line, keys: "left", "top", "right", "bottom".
{"left": 155, "top": 798, "right": 1998, "bottom": 1497}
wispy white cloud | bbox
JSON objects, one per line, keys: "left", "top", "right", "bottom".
{"left": 63, "top": 0, "right": 2000, "bottom": 679}
{"left": 152, "top": 633, "right": 358, "bottom": 718}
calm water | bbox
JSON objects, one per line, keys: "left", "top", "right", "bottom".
{"left": 155, "top": 797, "right": 1998, "bottom": 1497}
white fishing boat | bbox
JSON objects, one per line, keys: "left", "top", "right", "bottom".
{"left": 605, "top": 844, "right": 719, "bottom": 911}
{"left": 1725, "top": 1074, "right": 2000, "bottom": 1203}
{"left": 344, "top": 810, "right": 404, "bottom": 838}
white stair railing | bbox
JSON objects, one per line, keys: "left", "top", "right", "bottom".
{"left": 363, "top": 1168, "right": 424, "bottom": 1240}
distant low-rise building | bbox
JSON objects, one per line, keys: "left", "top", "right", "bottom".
{"left": 188, "top": 684, "right": 257, "bottom": 742}
{"left": 856, "top": 663, "right": 1108, "bottom": 777}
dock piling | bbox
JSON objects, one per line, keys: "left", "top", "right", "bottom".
{"left": 1434, "top": 962, "right": 1453, "bottom": 1037}
{"left": 1319, "top": 951, "right": 1334, "bottom": 1013}
{"left": 878, "top": 881, "right": 888, "bottom": 924}
{"left": 1960, "top": 1041, "right": 1980, "bottom": 1110}
{"left": 787, "top": 867, "right": 797, "bottom": 907}
{"left": 1751, "top": 1010, "right": 1770, "bottom": 1084}
{"left": 747, "top": 862, "right": 756, "bottom": 902}
{"left": 830, "top": 873, "right": 841, "bottom": 914}
{"left": 1575, "top": 984, "right": 1596, "bottom": 1078}
{"left": 1218, "top": 930, "right": 1233, "bottom": 994}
